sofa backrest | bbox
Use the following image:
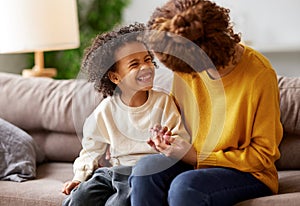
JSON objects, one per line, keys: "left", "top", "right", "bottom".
{"left": 0, "top": 73, "right": 100, "bottom": 133}
{"left": 0, "top": 71, "right": 299, "bottom": 168}
{"left": 0, "top": 72, "right": 101, "bottom": 162}
{"left": 278, "top": 76, "right": 300, "bottom": 135}
{"left": 275, "top": 76, "right": 300, "bottom": 170}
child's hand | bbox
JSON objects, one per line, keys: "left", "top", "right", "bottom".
{"left": 98, "top": 145, "right": 111, "bottom": 167}
{"left": 148, "top": 124, "right": 197, "bottom": 165}
{"left": 62, "top": 180, "right": 81, "bottom": 195}
{"left": 149, "top": 124, "right": 172, "bottom": 144}
{"left": 148, "top": 124, "right": 173, "bottom": 151}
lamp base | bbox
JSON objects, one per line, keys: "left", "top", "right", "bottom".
{"left": 22, "top": 68, "right": 57, "bottom": 78}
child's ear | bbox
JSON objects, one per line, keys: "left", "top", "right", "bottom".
{"left": 108, "top": 71, "right": 121, "bottom": 84}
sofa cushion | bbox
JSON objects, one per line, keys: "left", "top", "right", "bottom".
{"left": 236, "top": 170, "right": 300, "bottom": 205}
{"left": 235, "top": 192, "right": 300, "bottom": 206}
{"left": 278, "top": 170, "right": 300, "bottom": 193}
{"left": 0, "top": 162, "right": 73, "bottom": 206}
{"left": 0, "top": 118, "right": 43, "bottom": 182}
{"left": 31, "top": 131, "right": 81, "bottom": 162}
{"left": 278, "top": 76, "right": 300, "bottom": 135}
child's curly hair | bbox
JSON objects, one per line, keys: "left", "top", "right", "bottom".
{"left": 81, "top": 22, "right": 156, "bottom": 98}
{"left": 147, "top": 0, "right": 241, "bottom": 72}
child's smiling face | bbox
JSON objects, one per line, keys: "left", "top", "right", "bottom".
{"left": 110, "top": 41, "right": 155, "bottom": 94}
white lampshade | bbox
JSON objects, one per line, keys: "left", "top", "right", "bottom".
{"left": 0, "top": 0, "right": 80, "bottom": 77}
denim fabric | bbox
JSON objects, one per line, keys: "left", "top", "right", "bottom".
{"left": 129, "top": 154, "right": 272, "bottom": 206}
{"left": 63, "top": 166, "right": 132, "bottom": 206}
{"left": 129, "top": 154, "right": 193, "bottom": 206}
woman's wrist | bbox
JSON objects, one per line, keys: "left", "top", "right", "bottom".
{"left": 182, "top": 146, "right": 197, "bottom": 166}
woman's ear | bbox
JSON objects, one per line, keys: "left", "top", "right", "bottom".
{"left": 108, "top": 71, "right": 121, "bottom": 84}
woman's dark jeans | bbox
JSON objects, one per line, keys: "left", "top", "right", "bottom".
{"left": 129, "top": 154, "right": 272, "bottom": 206}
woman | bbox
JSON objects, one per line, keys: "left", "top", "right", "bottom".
{"left": 129, "top": 0, "right": 283, "bottom": 205}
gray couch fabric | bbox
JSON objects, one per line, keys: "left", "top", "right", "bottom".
{"left": 0, "top": 118, "right": 41, "bottom": 182}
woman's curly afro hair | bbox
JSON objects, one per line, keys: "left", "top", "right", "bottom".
{"left": 147, "top": 0, "right": 241, "bottom": 72}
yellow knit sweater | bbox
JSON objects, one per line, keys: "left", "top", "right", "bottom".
{"left": 171, "top": 45, "right": 283, "bottom": 193}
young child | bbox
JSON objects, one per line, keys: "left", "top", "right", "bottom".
{"left": 62, "top": 22, "right": 190, "bottom": 206}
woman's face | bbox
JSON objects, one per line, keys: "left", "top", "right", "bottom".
{"left": 111, "top": 42, "right": 155, "bottom": 94}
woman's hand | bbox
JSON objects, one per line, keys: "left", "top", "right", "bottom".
{"left": 148, "top": 124, "right": 197, "bottom": 166}
{"left": 62, "top": 180, "right": 81, "bottom": 195}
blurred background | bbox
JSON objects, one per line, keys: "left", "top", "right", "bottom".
{"left": 0, "top": 0, "right": 299, "bottom": 78}
{"left": 123, "top": 0, "right": 300, "bottom": 77}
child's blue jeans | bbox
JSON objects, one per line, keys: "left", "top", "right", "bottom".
{"left": 129, "top": 154, "right": 272, "bottom": 206}
{"left": 63, "top": 166, "right": 132, "bottom": 206}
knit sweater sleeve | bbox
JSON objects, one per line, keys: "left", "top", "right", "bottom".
{"left": 72, "top": 103, "right": 110, "bottom": 182}
{"left": 198, "top": 69, "right": 283, "bottom": 172}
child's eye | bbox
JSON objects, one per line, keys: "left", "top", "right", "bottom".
{"left": 129, "top": 62, "right": 139, "bottom": 68}
{"left": 145, "top": 57, "right": 152, "bottom": 63}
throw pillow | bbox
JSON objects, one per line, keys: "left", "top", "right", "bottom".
{"left": 0, "top": 118, "right": 39, "bottom": 182}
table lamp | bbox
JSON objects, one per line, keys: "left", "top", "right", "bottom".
{"left": 0, "top": 0, "right": 80, "bottom": 78}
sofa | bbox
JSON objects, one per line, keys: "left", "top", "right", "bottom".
{"left": 0, "top": 68, "right": 299, "bottom": 206}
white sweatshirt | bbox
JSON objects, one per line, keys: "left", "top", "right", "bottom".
{"left": 73, "top": 90, "right": 190, "bottom": 182}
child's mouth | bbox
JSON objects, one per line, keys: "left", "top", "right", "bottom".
{"left": 136, "top": 71, "right": 153, "bottom": 83}
{"left": 137, "top": 73, "right": 152, "bottom": 82}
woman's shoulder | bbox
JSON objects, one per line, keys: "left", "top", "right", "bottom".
{"left": 241, "top": 45, "right": 276, "bottom": 77}
{"left": 243, "top": 45, "right": 273, "bottom": 70}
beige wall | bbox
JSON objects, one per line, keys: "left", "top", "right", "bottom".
{"left": 263, "top": 51, "right": 300, "bottom": 77}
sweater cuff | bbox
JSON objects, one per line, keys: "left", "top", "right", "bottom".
{"left": 73, "top": 170, "right": 92, "bottom": 182}
{"left": 196, "top": 152, "right": 217, "bottom": 168}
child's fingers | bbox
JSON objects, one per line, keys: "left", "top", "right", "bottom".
{"left": 149, "top": 126, "right": 160, "bottom": 137}
{"left": 62, "top": 181, "right": 74, "bottom": 194}
{"left": 105, "top": 145, "right": 111, "bottom": 160}
{"left": 153, "top": 124, "right": 162, "bottom": 131}
{"left": 163, "top": 134, "right": 175, "bottom": 144}
{"left": 152, "top": 134, "right": 162, "bottom": 145}
{"left": 147, "top": 138, "right": 154, "bottom": 147}
{"left": 159, "top": 126, "right": 168, "bottom": 135}
{"left": 147, "top": 138, "right": 160, "bottom": 152}
{"left": 164, "top": 130, "right": 172, "bottom": 136}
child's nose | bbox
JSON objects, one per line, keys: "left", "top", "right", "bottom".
{"left": 140, "top": 65, "right": 147, "bottom": 70}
